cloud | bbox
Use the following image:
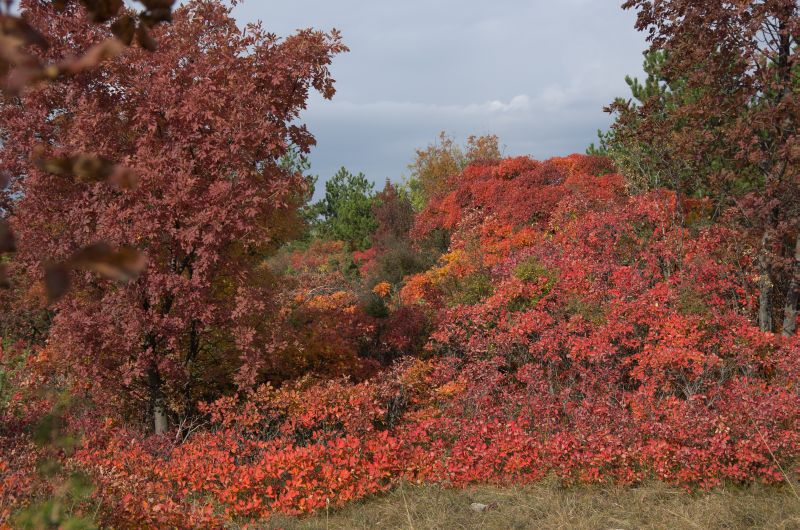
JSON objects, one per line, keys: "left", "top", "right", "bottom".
{"left": 467, "top": 94, "right": 531, "bottom": 114}
{"left": 296, "top": 77, "right": 621, "bottom": 196}
{"left": 229, "top": 0, "right": 648, "bottom": 195}
{"left": 310, "top": 93, "right": 535, "bottom": 120}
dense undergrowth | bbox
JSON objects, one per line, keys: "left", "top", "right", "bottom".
{"left": 2, "top": 154, "right": 798, "bottom": 527}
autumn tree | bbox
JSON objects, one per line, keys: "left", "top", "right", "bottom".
{"left": 406, "top": 132, "right": 501, "bottom": 210}
{"left": 1, "top": 0, "right": 347, "bottom": 433}
{"left": 1, "top": 2, "right": 179, "bottom": 525}
{"left": 589, "top": 51, "right": 721, "bottom": 206}
{"left": 372, "top": 180, "right": 414, "bottom": 249}
{"left": 620, "top": 0, "right": 800, "bottom": 334}
{"left": 0, "top": 0, "right": 180, "bottom": 298}
{"left": 464, "top": 133, "right": 502, "bottom": 163}
{"left": 363, "top": 180, "right": 433, "bottom": 288}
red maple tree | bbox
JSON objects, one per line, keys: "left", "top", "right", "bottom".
{"left": 1, "top": 0, "right": 347, "bottom": 433}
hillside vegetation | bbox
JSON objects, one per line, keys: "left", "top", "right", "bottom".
{"left": 4, "top": 153, "right": 799, "bottom": 527}
{"left": 0, "top": 0, "right": 799, "bottom": 528}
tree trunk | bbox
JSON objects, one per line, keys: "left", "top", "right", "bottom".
{"left": 148, "top": 364, "right": 168, "bottom": 435}
{"left": 758, "top": 227, "right": 774, "bottom": 333}
{"left": 782, "top": 233, "right": 800, "bottom": 337}
{"left": 672, "top": 172, "right": 684, "bottom": 228}
{"left": 183, "top": 319, "right": 200, "bottom": 412}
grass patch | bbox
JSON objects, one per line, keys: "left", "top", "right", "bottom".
{"left": 260, "top": 480, "right": 800, "bottom": 530}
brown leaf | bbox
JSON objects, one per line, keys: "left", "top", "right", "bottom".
{"left": 0, "top": 15, "right": 50, "bottom": 50}
{"left": 0, "top": 34, "right": 43, "bottom": 68}
{"left": 0, "top": 220, "right": 15, "bottom": 253}
{"left": 58, "top": 37, "right": 125, "bottom": 76}
{"left": 140, "top": 8, "right": 173, "bottom": 27}
{"left": 34, "top": 149, "right": 138, "bottom": 188}
{"left": 139, "top": 0, "right": 176, "bottom": 8}
{"left": 70, "top": 243, "right": 146, "bottom": 282}
{"left": 1, "top": 35, "right": 48, "bottom": 94}
{"left": 33, "top": 153, "right": 73, "bottom": 176}
{"left": 108, "top": 165, "right": 139, "bottom": 189}
{"left": 72, "top": 154, "right": 114, "bottom": 182}
{"left": 44, "top": 262, "right": 71, "bottom": 302}
{"left": 136, "top": 24, "right": 157, "bottom": 52}
{"left": 43, "top": 243, "right": 145, "bottom": 301}
{"left": 111, "top": 15, "right": 136, "bottom": 46}
{"left": 5, "top": 37, "right": 123, "bottom": 95}
{"left": 3, "top": 65, "right": 45, "bottom": 95}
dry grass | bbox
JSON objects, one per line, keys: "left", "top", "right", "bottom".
{"left": 259, "top": 479, "right": 800, "bottom": 530}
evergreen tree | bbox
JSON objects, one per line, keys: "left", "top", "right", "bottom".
{"left": 589, "top": 51, "right": 715, "bottom": 199}
{"left": 309, "top": 167, "right": 378, "bottom": 250}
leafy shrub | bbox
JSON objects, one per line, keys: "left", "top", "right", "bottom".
{"left": 447, "top": 272, "right": 494, "bottom": 306}
{"left": 513, "top": 256, "right": 557, "bottom": 284}
{"left": 3, "top": 153, "right": 799, "bottom": 527}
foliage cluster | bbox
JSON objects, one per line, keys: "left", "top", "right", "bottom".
{"left": 3, "top": 154, "right": 799, "bottom": 527}
{"left": 1, "top": 1, "right": 800, "bottom": 528}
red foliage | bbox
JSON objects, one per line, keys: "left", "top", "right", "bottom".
{"left": 267, "top": 239, "right": 378, "bottom": 380}
{"left": 1, "top": 1, "right": 347, "bottom": 428}
{"left": 413, "top": 154, "right": 626, "bottom": 238}
{"left": 3, "top": 119, "right": 799, "bottom": 530}
{"left": 2, "top": 0, "right": 796, "bottom": 527}
{"left": 58, "top": 326, "right": 799, "bottom": 526}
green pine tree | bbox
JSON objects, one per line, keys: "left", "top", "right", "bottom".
{"left": 308, "top": 167, "right": 378, "bottom": 250}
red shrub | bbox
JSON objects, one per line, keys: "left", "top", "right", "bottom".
{"left": 3, "top": 155, "right": 799, "bottom": 528}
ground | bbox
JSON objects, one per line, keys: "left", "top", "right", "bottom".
{"left": 261, "top": 480, "right": 800, "bottom": 530}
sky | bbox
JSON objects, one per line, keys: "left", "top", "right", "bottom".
{"left": 231, "top": 1, "right": 648, "bottom": 194}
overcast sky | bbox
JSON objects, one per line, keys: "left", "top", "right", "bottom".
{"left": 233, "top": 1, "right": 647, "bottom": 194}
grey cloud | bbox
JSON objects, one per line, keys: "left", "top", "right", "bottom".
{"left": 231, "top": 1, "right": 648, "bottom": 193}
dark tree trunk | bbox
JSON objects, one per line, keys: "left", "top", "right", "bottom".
{"left": 183, "top": 319, "right": 200, "bottom": 410}
{"left": 758, "top": 227, "right": 775, "bottom": 333}
{"left": 782, "top": 233, "right": 800, "bottom": 336}
{"left": 758, "top": 16, "right": 794, "bottom": 333}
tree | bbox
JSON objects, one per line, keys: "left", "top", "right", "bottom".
{"left": 0, "top": 0, "right": 181, "bottom": 297}
{"left": 589, "top": 51, "right": 720, "bottom": 207}
{"left": 308, "top": 167, "right": 377, "bottom": 251}
{"left": 1, "top": 0, "right": 347, "bottom": 433}
{"left": 364, "top": 180, "right": 432, "bottom": 288}
{"left": 406, "top": 132, "right": 501, "bottom": 211}
{"left": 372, "top": 180, "right": 414, "bottom": 249}
{"left": 620, "top": 0, "right": 800, "bottom": 335}
{"left": 1, "top": 2, "right": 177, "bottom": 526}
{"left": 464, "top": 133, "right": 502, "bottom": 163}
